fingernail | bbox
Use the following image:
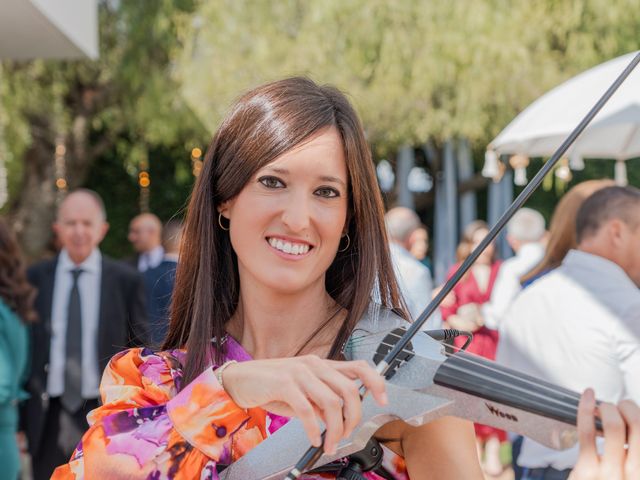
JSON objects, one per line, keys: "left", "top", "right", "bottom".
{"left": 584, "top": 388, "right": 595, "bottom": 402}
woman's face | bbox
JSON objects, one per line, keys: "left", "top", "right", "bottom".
{"left": 472, "top": 227, "right": 494, "bottom": 265}
{"left": 219, "top": 127, "right": 349, "bottom": 296}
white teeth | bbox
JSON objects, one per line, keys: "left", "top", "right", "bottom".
{"left": 267, "top": 238, "right": 310, "bottom": 255}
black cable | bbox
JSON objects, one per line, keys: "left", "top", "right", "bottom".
{"left": 426, "top": 328, "right": 473, "bottom": 351}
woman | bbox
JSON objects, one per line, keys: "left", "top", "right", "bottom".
{"left": 52, "top": 77, "right": 482, "bottom": 479}
{"left": 439, "top": 220, "right": 504, "bottom": 475}
{"left": 0, "top": 219, "right": 37, "bottom": 479}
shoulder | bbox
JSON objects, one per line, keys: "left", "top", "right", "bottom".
{"left": 103, "top": 256, "right": 142, "bottom": 280}
{"left": 27, "top": 257, "right": 57, "bottom": 282}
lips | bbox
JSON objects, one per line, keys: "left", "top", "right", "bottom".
{"left": 267, "top": 237, "right": 312, "bottom": 256}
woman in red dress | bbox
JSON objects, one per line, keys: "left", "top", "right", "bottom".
{"left": 439, "top": 220, "right": 505, "bottom": 476}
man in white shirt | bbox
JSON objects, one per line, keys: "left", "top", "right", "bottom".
{"left": 127, "top": 213, "right": 164, "bottom": 272}
{"left": 24, "top": 189, "right": 148, "bottom": 480}
{"left": 483, "top": 208, "right": 546, "bottom": 329}
{"left": 385, "top": 207, "right": 439, "bottom": 327}
{"left": 497, "top": 186, "right": 640, "bottom": 480}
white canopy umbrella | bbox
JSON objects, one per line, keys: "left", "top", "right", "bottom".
{"left": 485, "top": 51, "right": 640, "bottom": 185}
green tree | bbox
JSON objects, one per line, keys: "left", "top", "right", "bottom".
{"left": 176, "top": 0, "right": 640, "bottom": 153}
{"left": 0, "top": 0, "right": 206, "bottom": 258}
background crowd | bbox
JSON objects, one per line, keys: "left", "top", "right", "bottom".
{"left": 0, "top": 177, "right": 638, "bottom": 480}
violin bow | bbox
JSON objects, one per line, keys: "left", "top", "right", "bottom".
{"left": 216, "top": 52, "right": 640, "bottom": 480}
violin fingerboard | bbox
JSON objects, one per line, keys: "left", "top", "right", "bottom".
{"left": 373, "top": 327, "right": 414, "bottom": 379}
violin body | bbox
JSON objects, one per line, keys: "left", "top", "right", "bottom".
{"left": 221, "top": 306, "right": 581, "bottom": 480}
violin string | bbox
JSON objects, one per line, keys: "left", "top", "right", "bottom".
{"left": 345, "top": 331, "right": 582, "bottom": 416}
{"left": 439, "top": 341, "right": 581, "bottom": 400}
{"left": 350, "top": 330, "right": 580, "bottom": 401}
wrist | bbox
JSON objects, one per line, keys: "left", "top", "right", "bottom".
{"left": 214, "top": 360, "right": 238, "bottom": 391}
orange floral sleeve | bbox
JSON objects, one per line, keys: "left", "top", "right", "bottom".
{"left": 51, "top": 347, "right": 250, "bottom": 480}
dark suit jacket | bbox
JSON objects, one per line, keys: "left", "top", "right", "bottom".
{"left": 123, "top": 254, "right": 140, "bottom": 271}
{"left": 143, "top": 259, "right": 177, "bottom": 347}
{"left": 22, "top": 254, "right": 148, "bottom": 456}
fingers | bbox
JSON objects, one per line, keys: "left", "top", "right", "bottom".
{"left": 619, "top": 400, "right": 640, "bottom": 476}
{"left": 300, "top": 374, "right": 345, "bottom": 455}
{"left": 315, "top": 367, "right": 362, "bottom": 438}
{"left": 300, "top": 357, "right": 387, "bottom": 454}
{"left": 599, "top": 401, "right": 626, "bottom": 478}
{"left": 576, "top": 388, "right": 598, "bottom": 461}
{"left": 286, "top": 388, "right": 323, "bottom": 448}
{"left": 330, "top": 359, "right": 388, "bottom": 407}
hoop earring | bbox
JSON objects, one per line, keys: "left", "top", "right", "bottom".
{"left": 338, "top": 233, "right": 350, "bottom": 252}
{"left": 218, "top": 212, "right": 230, "bottom": 231}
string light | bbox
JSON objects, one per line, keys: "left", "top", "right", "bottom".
{"left": 138, "top": 150, "right": 150, "bottom": 212}
{"left": 139, "top": 171, "right": 150, "bottom": 188}
{"left": 191, "top": 147, "right": 203, "bottom": 177}
{"left": 54, "top": 137, "right": 67, "bottom": 201}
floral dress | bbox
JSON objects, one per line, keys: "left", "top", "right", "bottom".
{"left": 52, "top": 336, "right": 409, "bottom": 479}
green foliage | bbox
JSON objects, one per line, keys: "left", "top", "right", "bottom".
{"left": 176, "top": 0, "right": 640, "bottom": 154}
{"left": 0, "top": 0, "right": 208, "bottom": 256}
{"left": 85, "top": 140, "right": 195, "bottom": 258}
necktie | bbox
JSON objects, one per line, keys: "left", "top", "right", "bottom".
{"left": 61, "top": 268, "right": 83, "bottom": 413}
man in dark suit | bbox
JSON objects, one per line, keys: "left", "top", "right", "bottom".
{"left": 126, "top": 213, "right": 164, "bottom": 272}
{"left": 23, "top": 189, "right": 148, "bottom": 479}
{"left": 143, "top": 219, "right": 183, "bottom": 346}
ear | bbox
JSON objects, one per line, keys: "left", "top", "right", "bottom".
{"left": 98, "top": 222, "right": 110, "bottom": 242}
{"left": 607, "top": 218, "right": 625, "bottom": 246}
{"left": 217, "top": 201, "right": 232, "bottom": 220}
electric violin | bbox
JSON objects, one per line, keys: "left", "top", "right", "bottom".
{"left": 220, "top": 51, "right": 640, "bottom": 480}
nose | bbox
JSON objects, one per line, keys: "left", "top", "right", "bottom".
{"left": 281, "top": 192, "right": 311, "bottom": 233}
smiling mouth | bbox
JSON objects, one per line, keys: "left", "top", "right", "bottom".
{"left": 267, "top": 237, "right": 312, "bottom": 256}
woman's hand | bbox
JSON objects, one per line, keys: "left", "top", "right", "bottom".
{"left": 570, "top": 389, "right": 640, "bottom": 480}
{"left": 221, "top": 356, "right": 388, "bottom": 455}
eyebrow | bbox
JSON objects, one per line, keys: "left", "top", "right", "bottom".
{"left": 265, "top": 167, "right": 347, "bottom": 188}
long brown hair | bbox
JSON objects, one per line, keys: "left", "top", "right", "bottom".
{"left": 0, "top": 219, "right": 37, "bottom": 323}
{"left": 521, "top": 179, "right": 615, "bottom": 283}
{"left": 163, "top": 77, "right": 405, "bottom": 385}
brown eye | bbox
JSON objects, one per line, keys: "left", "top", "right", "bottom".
{"left": 258, "top": 176, "right": 285, "bottom": 189}
{"left": 315, "top": 187, "right": 340, "bottom": 198}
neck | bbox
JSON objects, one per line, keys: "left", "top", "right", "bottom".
{"left": 577, "top": 241, "right": 615, "bottom": 264}
{"left": 228, "top": 280, "right": 343, "bottom": 360}
{"left": 66, "top": 249, "right": 92, "bottom": 266}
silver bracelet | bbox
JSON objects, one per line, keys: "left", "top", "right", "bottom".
{"left": 214, "top": 360, "right": 238, "bottom": 390}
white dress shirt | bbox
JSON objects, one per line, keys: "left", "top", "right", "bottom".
{"left": 389, "top": 243, "right": 440, "bottom": 328}
{"left": 47, "top": 249, "right": 102, "bottom": 399}
{"left": 138, "top": 245, "right": 165, "bottom": 272}
{"left": 497, "top": 249, "right": 640, "bottom": 469}
{"left": 482, "top": 242, "right": 545, "bottom": 329}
